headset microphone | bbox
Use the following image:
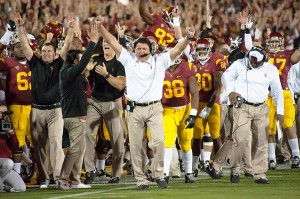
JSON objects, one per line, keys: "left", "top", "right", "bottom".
{"left": 140, "top": 53, "right": 149, "bottom": 58}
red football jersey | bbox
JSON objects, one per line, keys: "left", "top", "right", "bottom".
{"left": 195, "top": 52, "right": 227, "bottom": 102}
{"left": 267, "top": 50, "right": 293, "bottom": 90}
{"left": 162, "top": 62, "right": 197, "bottom": 107}
{"left": 0, "top": 56, "right": 32, "bottom": 105}
{"left": 146, "top": 13, "right": 175, "bottom": 46}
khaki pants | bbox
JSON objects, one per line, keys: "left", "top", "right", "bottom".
{"left": 30, "top": 107, "right": 64, "bottom": 184}
{"left": 169, "top": 146, "right": 181, "bottom": 177}
{"left": 59, "top": 117, "right": 86, "bottom": 185}
{"left": 84, "top": 97, "right": 124, "bottom": 178}
{"left": 125, "top": 102, "right": 165, "bottom": 186}
{"left": 230, "top": 104, "right": 269, "bottom": 180}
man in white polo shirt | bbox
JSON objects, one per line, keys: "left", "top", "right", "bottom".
{"left": 222, "top": 46, "right": 284, "bottom": 184}
{"left": 95, "top": 16, "right": 195, "bottom": 190}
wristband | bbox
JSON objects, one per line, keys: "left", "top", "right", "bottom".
{"left": 104, "top": 73, "right": 111, "bottom": 79}
{"left": 245, "top": 27, "right": 250, "bottom": 34}
{"left": 173, "top": 17, "right": 180, "bottom": 27}
{"left": 190, "top": 108, "right": 197, "bottom": 116}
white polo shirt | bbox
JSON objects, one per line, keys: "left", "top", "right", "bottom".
{"left": 288, "top": 62, "right": 300, "bottom": 103}
{"left": 222, "top": 58, "right": 284, "bottom": 115}
{"left": 117, "top": 47, "right": 174, "bottom": 103}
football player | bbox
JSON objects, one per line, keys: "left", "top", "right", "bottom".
{"left": 265, "top": 31, "right": 300, "bottom": 169}
{"left": 192, "top": 38, "right": 227, "bottom": 173}
{"left": 139, "top": 0, "right": 175, "bottom": 47}
{"left": 162, "top": 42, "right": 199, "bottom": 183}
{"left": 0, "top": 23, "right": 35, "bottom": 175}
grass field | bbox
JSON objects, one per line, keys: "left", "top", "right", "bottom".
{"left": 2, "top": 163, "right": 300, "bottom": 199}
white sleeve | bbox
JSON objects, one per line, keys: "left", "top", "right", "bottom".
{"left": 222, "top": 61, "right": 239, "bottom": 96}
{"left": 288, "top": 64, "right": 296, "bottom": 104}
{"left": 270, "top": 67, "right": 284, "bottom": 115}
{"left": 117, "top": 47, "right": 131, "bottom": 67}
{"left": 178, "top": 37, "right": 190, "bottom": 58}
{"left": 163, "top": 51, "right": 175, "bottom": 70}
{"left": 245, "top": 33, "right": 253, "bottom": 51}
{"left": 0, "top": 30, "right": 14, "bottom": 46}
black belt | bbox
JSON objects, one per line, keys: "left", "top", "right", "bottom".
{"left": 32, "top": 102, "right": 61, "bottom": 110}
{"left": 244, "top": 100, "right": 264, "bottom": 107}
{"left": 134, "top": 100, "right": 160, "bottom": 107}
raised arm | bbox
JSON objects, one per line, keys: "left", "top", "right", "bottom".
{"left": 170, "top": 27, "right": 195, "bottom": 62}
{"left": 60, "top": 15, "right": 75, "bottom": 61}
{"left": 14, "top": 12, "right": 33, "bottom": 61}
{"left": 96, "top": 16, "right": 122, "bottom": 58}
{"left": 139, "top": 0, "right": 154, "bottom": 25}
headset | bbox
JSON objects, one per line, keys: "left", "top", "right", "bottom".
{"left": 245, "top": 46, "right": 268, "bottom": 70}
{"left": 133, "top": 37, "right": 155, "bottom": 56}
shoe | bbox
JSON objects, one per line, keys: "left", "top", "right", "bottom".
{"left": 268, "top": 160, "right": 277, "bottom": 170}
{"left": 193, "top": 169, "right": 199, "bottom": 177}
{"left": 146, "top": 172, "right": 154, "bottom": 182}
{"left": 127, "top": 164, "right": 134, "bottom": 175}
{"left": 219, "top": 168, "right": 224, "bottom": 178}
{"left": 71, "top": 183, "right": 91, "bottom": 188}
{"left": 98, "top": 169, "right": 112, "bottom": 178}
{"left": 105, "top": 154, "right": 113, "bottom": 166}
{"left": 291, "top": 156, "right": 300, "bottom": 169}
{"left": 39, "top": 182, "right": 49, "bottom": 189}
{"left": 171, "top": 175, "right": 180, "bottom": 179}
{"left": 58, "top": 182, "right": 71, "bottom": 190}
{"left": 123, "top": 158, "right": 130, "bottom": 169}
{"left": 137, "top": 184, "right": 149, "bottom": 190}
{"left": 244, "top": 172, "right": 254, "bottom": 179}
{"left": 164, "top": 176, "right": 170, "bottom": 184}
{"left": 276, "top": 155, "right": 289, "bottom": 164}
{"left": 230, "top": 173, "right": 240, "bottom": 183}
{"left": 84, "top": 170, "right": 98, "bottom": 184}
{"left": 179, "top": 159, "right": 185, "bottom": 173}
{"left": 206, "top": 165, "right": 220, "bottom": 179}
{"left": 185, "top": 173, "right": 195, "bottom": 183}
{"left": 254, "top": 177, "right": 271, "bottom": 184}
{"left": 155, "top": 178, "right": 168, "bottom": 189}
{"left": 108, "top": 177, "right": 120, "bottom": 184}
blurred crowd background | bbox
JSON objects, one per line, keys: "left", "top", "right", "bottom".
{"left": 1, "top": 0, "right": 299, "bottom": 49}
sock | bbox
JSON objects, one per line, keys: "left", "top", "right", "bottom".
{"left": 288, "top": 138, "right": 300, "bottom": 157}
{"left": 203, "top": 151, "right": 211, "bottom": 162}
{"left": 164, "top": 148, "right": 173, "bottom": 176}
{"left": 200, "top": 149, "right": 204, "bottom": 161}
{"left": 96, "top": 159, "right": 106, "bottom": 171}
{"left": 182, "top": 150, "right": 193, "bottom": 174}
{"left": 192, "top": 156, "right": 199, "bottom": 170}
{"left": 178, "top": 149, "right": 183, "bottom": 160}
{"left": 13, "top": 163, "right": 21, "bottom": 174}
{"left": 268, "top": 143, "right": 276, "bottom": 161}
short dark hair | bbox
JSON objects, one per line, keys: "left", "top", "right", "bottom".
{"left": 42, "top": 42, "right": 56, "bottom": 52}
{"left": 133, "top": 37, "right": 152, "bottom": 52}
{"left": 66, "top": 50, "right": 82, "bottom": 64}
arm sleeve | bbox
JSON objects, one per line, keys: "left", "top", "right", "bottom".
{"left": 270, "top": 68, "right": 284, "bottom": 115}
{"left": 221, "top": 61, "right": 239, "bottom": 95}
{"left": 245, "top": 33, "right": 253, "bottom": 51}
{"left": 119, "top": 37, "right": 127, "bottom": 49}
{"left": 65, "top": 42, "right": 96, "bottom": 79}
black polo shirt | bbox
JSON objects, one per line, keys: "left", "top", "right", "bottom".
{"left": 91, "top": 55, "right": 125, "bottom": 101}
{"left": 28, "top": 54, "right": 63, "bottom": 105}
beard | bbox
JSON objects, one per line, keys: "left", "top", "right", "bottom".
{"left": 14, "top": 54, "right": 26, "bottom": 61}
